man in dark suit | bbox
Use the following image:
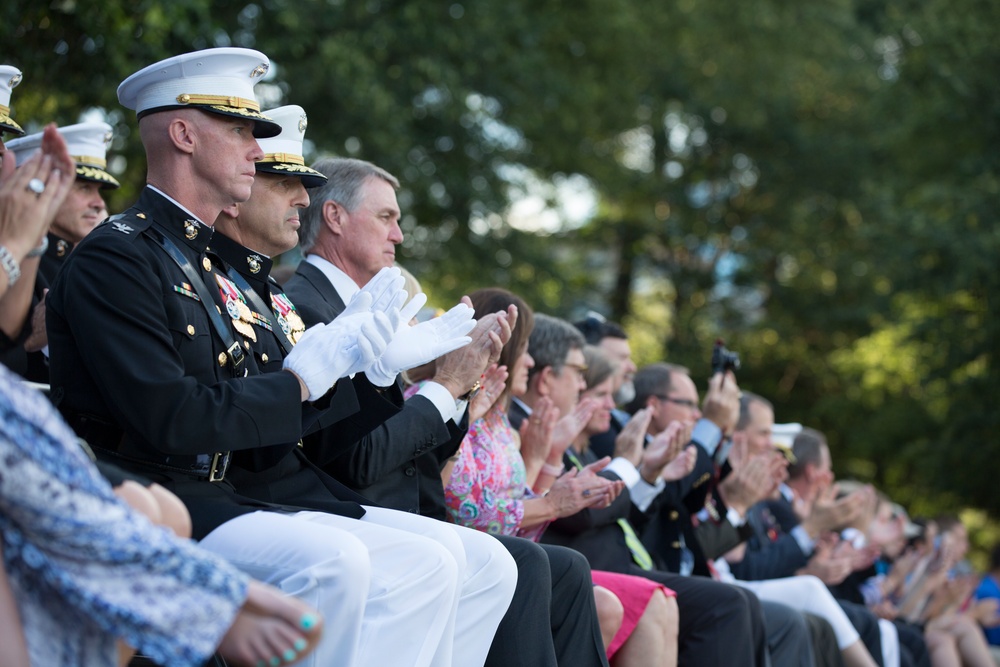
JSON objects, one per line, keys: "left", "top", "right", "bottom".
{"left": 285, "top": 156, "right": 611, "bottom": 667}
{"left": 46, "top": 49, "right": 477, "bottom": 667}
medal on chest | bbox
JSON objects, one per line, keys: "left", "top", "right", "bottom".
{"left": 271, "top": 292, "right": 306, "bottom": 344}
{"left": 215, "top": 274, "right": 257, "bottom": 343}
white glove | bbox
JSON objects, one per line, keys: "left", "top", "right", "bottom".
{"left": 342, "top": 266, "right": 408, "bottom": 329}
{"left": 284, "top": 295, "right": 395, "bottom": 400}
{"left": 365, "top": 300, "right": 476, "bottom": 387}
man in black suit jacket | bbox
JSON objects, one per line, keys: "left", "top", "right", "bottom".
{"left": 285, "top": 156, "right": 610, "bottom": 667}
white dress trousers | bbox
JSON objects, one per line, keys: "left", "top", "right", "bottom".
{"left": 199, "top": 505, "right": 517, "bottom": 667}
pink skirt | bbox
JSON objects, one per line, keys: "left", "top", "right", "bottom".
{"left": 592, "top": 570, "right": 675, "bottom": 658}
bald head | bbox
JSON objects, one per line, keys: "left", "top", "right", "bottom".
{"left": 138, "top": 108, "right": 262, "bottom": 223}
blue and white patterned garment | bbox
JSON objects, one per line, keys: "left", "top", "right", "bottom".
{"left": 0, "top": 364, "right": 248, "bottom": 667}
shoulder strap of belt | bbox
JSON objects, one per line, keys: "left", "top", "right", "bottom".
{"left": 225, "top": 266, "right": 295, "bottom": 356}
{"left": 136, "top": 220, "right": 246, "bottom": 378}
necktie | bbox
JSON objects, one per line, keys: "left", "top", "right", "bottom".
{"left": 564, "top": 450, "right": 654, "bottom": 571}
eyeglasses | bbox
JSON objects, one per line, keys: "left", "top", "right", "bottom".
{"left": 654, "top": 395, "right": 698, "bottom": 409}
{"left": 562, "top": 362, "right": 589, "bottom": 376}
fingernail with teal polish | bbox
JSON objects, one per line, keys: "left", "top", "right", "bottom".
{"left": 294, "top": 638, "right": 308, "bottom": 652}
{"left": 300, "top": 613, "right": 318, "bottom": 630}
{"left": 269, "top": 657, "right": 281, "bottom": 667}
{"left": 284, "top": 649, "right": 297, "bottom": 662}
{"left": 256, "top": 661, "right": 266, "bottom": 667}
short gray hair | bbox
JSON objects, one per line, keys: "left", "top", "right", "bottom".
{"left": 298, "top": 157, "right": 400, "bottom": 252}
{"left": 527, "top": 314, "right": 585, "bottom": 382}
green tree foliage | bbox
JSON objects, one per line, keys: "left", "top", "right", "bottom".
{"left": 1, "top": 0, "right": 996, "bottom": 519}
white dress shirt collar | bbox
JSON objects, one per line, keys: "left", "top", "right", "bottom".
{"left": 305, "top": 253, "right": 360, "bottom": 305}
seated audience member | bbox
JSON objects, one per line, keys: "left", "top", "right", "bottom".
{"left": 2, "top": 121, "right": 119, "bottom": 382}
{"left": 442, "top": 287, "right": 680, "bottom": 666}
{"left": 285, "top": 157, "right": 610, "bottom": 667}
{"left": 0, "top": 122, "right": 322, "bottom": 667}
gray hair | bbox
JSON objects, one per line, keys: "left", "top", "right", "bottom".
{"left": 527, "top": 314, "right": 585, "bottom": 382}
{"left": 298, "top": 157, "right": 400, "bottom": 252}
{"left": 626, "top": 362, "right": 689, "bottom": 415}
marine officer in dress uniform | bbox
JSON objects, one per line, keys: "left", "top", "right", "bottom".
{"left": 210, "top": 103, "right": 517, "bottom": 667}
{"left": 45, "top": 48, "right": 472, "bottom": 667}
{"left": 3, "top": 122, "right": 119, "bottom": 381}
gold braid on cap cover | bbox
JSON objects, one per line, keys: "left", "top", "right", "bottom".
{"left": 73, "top": 155, "right": 107, "bottom": 168}
{"left": 261, "top": 153, "right": 305, "bottom": 165}
{"left": 175, "top": 94, "right": 260, "bottom": 111}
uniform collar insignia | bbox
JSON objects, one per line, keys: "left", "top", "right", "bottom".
{"left": 112, "top": 221, "right": 134, "bottom": 234}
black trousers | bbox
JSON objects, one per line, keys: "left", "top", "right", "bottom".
{"left": 626, "top": 566, "right": 761, "bottom": 666}
{"left": 759, "top": 598, "right": 815, "bottom": 667}
{"left": 895, "top": 619, "right": 931, "bottom": 667}
{"left": 839, "top": 600, "right": 884, "bottom": 665}
{"left": 804, "top": 611, "right": 845, "bottom": 667}
{"left": 486, "top": 535, "right": 608, "bottom": 667}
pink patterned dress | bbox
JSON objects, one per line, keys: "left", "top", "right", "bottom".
{"left": 443, "top": 404, "right": 547, "bottom": 541}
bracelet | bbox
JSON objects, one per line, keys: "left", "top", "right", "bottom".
{"left": 0, "top": 245, "right": 21, "bottom": 287}
{"left": 25, "top": 235, "right": 49, "bottom": 258}
{"left": 540, "top": 462, "right": 564, "bottom": 477}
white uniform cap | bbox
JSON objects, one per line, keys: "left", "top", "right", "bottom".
{"left": 6, "top": 121, "right": 119, "bottom": 188}
{"left": 771, "top": 422, "right": 803, "bottom": 449}
{"left": 771, "top": 422, "right": 803, "bottom": 464}
{"left": 0, "top": 65, "right": 25, "bottom": 136}
{"left": 255, "top": 105, "right": 327, "bottom": 188}
{"left": 117, "top": 47, "right": 279, "bottom": 138}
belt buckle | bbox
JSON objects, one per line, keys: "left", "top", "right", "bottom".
{"left": 226, "top": 341, "right": 245, "bottom": 368}
{"left": 208, "top": 451, "right": 230, "bottom": 482}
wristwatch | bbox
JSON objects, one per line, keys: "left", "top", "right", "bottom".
{"left": 458, "top": 380, "right": 482, "bottom": 402}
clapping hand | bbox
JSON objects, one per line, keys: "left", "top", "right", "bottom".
{"left": 639, "top": 420, "right": 691, "bottom": 484}
{"left": 613, "top": 407, "right": 653, "bottom": 467}
{"left": 545, "top": 457, "right": 622, "bottom": 516}
{"left": 519, "top": 396, "right": 558, "bottom": 467}
{"left": 284, "top": 293, "right": 395, "bottom": 400}
{"left": 366, "top": 297, "right": 477, "bottom": 387}
{"left": 468, "top": 364, "right": 508, "bottom": 423}
{"left": 0, "top": 124, "right": 76, "bottom": 263}
{"left": 550, "top": 397, "right": 599, "bottom": 460}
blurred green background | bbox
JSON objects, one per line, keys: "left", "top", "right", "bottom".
{"left": 3, "top": 0, "right": 998, "bottom": 563}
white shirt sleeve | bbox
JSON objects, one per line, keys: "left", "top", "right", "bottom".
{"left": 605, "top": 457, "right": 667, "bottom": 512}
{"left": 416, "top": 381, "right": 462, "bottom": 423}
